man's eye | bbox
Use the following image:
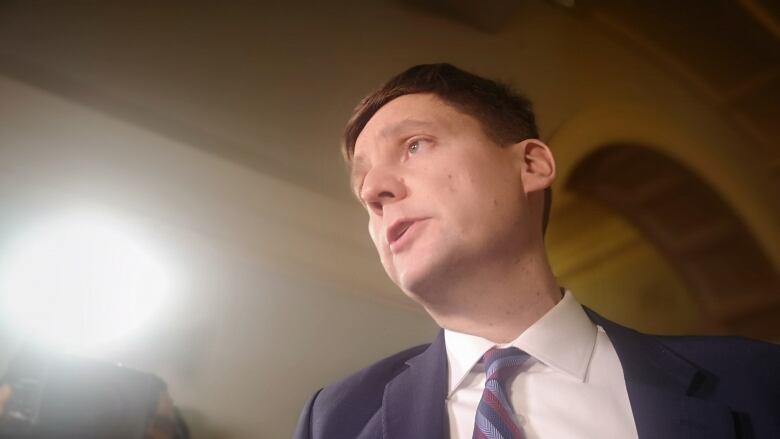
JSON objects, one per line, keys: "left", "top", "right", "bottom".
{"left": 408, "top": 140, "right": 424, "bottom": 154}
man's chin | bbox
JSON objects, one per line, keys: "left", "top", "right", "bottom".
{"left": 394, "top": 263, "right": 449, "bottom": 306}
{"left": 394, "top": 262, "right": 426, "bottom": 291}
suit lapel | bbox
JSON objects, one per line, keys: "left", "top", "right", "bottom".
{"left": 377, "top": 308, "right": 737, "bottom": 439}
{"left": 586, "top": 308, "right": 736, "bottom": 439}
{"left": 382, "top": 331, "right": 448, "bottom": 439}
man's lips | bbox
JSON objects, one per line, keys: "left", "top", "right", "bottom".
{"left": 386, "top": 218, "right": 427, "bottom": 252}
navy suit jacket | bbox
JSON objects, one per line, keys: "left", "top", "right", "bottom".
{"left": 294, "top": 308, "right": 780, "bottom": 438}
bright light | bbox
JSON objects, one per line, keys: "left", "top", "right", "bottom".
{"left": 0, "top": 210, "right": 173, "bottom": 354}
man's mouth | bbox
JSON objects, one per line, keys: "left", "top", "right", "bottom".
{"left": 387, "top": 220, "right": 415, "bottom": 246}
{"left": 386, "top": 218, "right": 428, "bottom": 253}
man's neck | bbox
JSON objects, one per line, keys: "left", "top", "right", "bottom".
{"left": 416, "top": 252, "right": 562, "bottom": 344}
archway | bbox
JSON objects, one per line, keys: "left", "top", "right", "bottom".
{"left": 559, "top": 144, "right": 780, "bottom": 339}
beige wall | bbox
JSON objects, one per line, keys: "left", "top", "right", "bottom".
{"left": 0, "top": 75, "right": 438, "bottom": 437}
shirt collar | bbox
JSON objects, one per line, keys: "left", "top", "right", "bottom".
{"left": 444, "top": 290, "right": 597, "bottom": 396}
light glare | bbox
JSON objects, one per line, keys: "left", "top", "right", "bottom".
{"left": 0, "top": 210, "right": 172, "bottom": 353}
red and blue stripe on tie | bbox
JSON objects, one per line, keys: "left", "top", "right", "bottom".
{"left": 473, "top": 347, "right": 530, "bottom": 439}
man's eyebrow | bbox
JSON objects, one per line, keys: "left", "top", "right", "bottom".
{"left": 349, "top": 119, "right": 434, "bottom": 196}
{"left": 378, "top": 119, "right": 434, "bottom": 139}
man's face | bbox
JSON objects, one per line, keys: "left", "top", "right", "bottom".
{"left": 351, "top": 94, "right": 537, "bottom": 302}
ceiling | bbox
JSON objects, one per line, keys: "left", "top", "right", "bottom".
{"left": 0, "top": 0, "right": 776, "bottom": 203}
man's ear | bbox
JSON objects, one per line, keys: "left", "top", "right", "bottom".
{"left": 510, "top": 139, "right": 556, "bottom": 194}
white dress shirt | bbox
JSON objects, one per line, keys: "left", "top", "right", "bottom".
{"left": 444, "top": 291, "right": 639, "bottom": 439}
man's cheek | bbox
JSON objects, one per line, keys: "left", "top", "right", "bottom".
{"left": 378, "top": 251, "right": 399, "bottom": 282}
{"left": 369, "top": 220, "right": 388, "bottom": 248}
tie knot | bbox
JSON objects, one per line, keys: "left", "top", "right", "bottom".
{"left": 482, "top": 346, "right": 530, "bottom": 382}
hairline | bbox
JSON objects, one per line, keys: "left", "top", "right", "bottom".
{"left": 345, "top": 91, "right": 522, "bottom": 166}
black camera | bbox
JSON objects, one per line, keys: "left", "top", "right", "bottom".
{"left": 0, "top": 351, "right": 183, "bottom": 439}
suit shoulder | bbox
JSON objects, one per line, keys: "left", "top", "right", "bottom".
{"left": 653, "top": 334, "right": 780, "bottom": 393}
{"left": 322, "top": 343, "right": 429, "bottom": 399}
{"left": 656, "top": 334, "right": 780, "bottom": 361}
{"left": 591, "top": 308, "right": 780, "bottom": 384}
{"left": 307, "top": 343, "right": 429, "bottom": 435}
{"left": 589, "top": 307, "right": 780, "bottom": 365}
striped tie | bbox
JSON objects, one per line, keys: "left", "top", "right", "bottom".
{"left": 472, "top": 347, "right": 530, "bottom": 439}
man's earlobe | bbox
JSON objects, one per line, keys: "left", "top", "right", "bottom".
{"left": 516, "top": 139, "right": 556, "bottom": 193}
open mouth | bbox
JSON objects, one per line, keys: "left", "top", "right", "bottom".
{"left": 387, "top": 218, "right": 428, "bottom": 253}
{"left": 388, "top": 220, "right": 415, "bottom": 245}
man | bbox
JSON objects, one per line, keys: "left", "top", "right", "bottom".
{"left": 294, "top": 64, "right": 780, "bottom": 438}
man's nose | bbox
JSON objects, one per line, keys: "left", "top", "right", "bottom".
{"left": 360, "top": 167, "right": 407, "bottom": 216}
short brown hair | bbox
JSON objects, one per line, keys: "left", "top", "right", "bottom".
{"left": 342, "top": 63, "right": 552, "bottom": 235}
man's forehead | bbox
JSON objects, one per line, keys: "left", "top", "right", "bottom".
{"left": 354, "top": 95, "right": 461, "bottom": 152}
{"left": 379, "top": 118, "right": 435, "bottom": 139}
{"left": 353, "top": 118, "right": 429, "bottom": 160}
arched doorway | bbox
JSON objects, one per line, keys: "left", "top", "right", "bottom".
{"left": 555, "top": 144, "right": 780, "bottom": 339}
